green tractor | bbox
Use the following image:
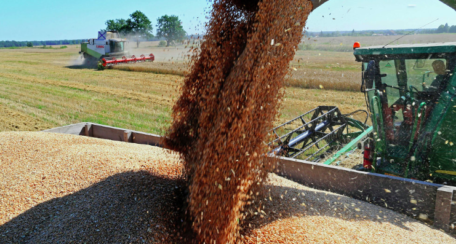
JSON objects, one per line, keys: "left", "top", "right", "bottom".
{"left": 271, "top": 42, "right": 456, "bottom": 184}
{"left": 354, "top": 42, "right": 456, "bottom": 183}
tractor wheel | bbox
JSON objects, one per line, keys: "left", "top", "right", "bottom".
{"left": 97, "top": 56, "right": 107, "bottom": 70}
{"left": 97, "top": 60, "right": 105, "bottom": 70}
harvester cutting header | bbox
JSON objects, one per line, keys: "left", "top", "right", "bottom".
{"left": 79, "top": 30, "right": 154, "bottom": 69}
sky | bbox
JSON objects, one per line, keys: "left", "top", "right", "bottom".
{"left": 306, "top": 0, "right": 456, "bottom": 33}
{"left": 1, "top": 0, "right": 456, "bottom": 41}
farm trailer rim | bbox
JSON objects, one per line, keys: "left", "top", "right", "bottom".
{"left": 44, "top": 122, "right": 456, "bottom": 231}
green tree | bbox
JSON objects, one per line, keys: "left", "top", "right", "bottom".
{"left": 449, "top": 25, "right": 456, "bottom": 33}
{"left": 437, "top": 24, "right": 446, "bottom": 33}
{"left": 123, "top": 11, "right": 154, "bottom": 48}
{"left": 444, "top": 23, "right": 450, "bottom": 33}
{"left": 158, "top": 40, "right": 167, "bottom": 47}
{"left": 105, "top": 11, "right": 153, "bottom": 47}
{"left": 156, "top": 15, "right": 186, "bottom": 47}
{"left": 26, "top": 42, "right": 33, "bottom": 47}
{"left": 105, "top": 19, "right": 127, "bottom": 33}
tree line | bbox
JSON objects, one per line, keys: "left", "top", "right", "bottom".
{"left": 1, "top": 11, "right": 186, "bottom": 48}
{"left": 423, "top": 23, "right": 456, "bottom": 34}
{"left": 309, "top": 23, "right": 456, "bottom": 38}
{"left": 0, "top": 40, "right": 86, "bottom": 48}
{"left": 104, "top": 11, "right": 186, "bottom": 47}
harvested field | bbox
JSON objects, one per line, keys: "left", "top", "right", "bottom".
{"left": 0, "top": 41, "right": 382, "bottom": 135}
{"left": 288, "top": 50, "right": 360, "bottom": 91}
{"left": 111, "top": 50, "right": 363, "bottom": 92}
{"left": 111, "top": 62, "right": 187, "bottom": 76}
{"left": 0, "top": 103, "right": 52, "bottom": 131}
{"left": 279, "top": 87, "right": 369, "bottom": 126}
{"left": 0, "top": 45, "right": 369, "bottom": 134}
{"left": 0, "top": 46, "right": 181, "bottom": 134}
{"left": 1, "top": 132, "right": 454, "bottom": 243}
{"left": 301, "top": 33, "right": 456, "bottom": 52}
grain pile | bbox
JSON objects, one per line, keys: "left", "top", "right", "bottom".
{"left": 239, "top": 174, "right": 456, "bottom": 243}
{"left": 1, "top": 132, "right": 453, "bottom": 243}
{"left": 0, "top": 132, "right": 184, "bottom": 243}
{"left": 165, "top": 0, "right": 313, "bottom": 242}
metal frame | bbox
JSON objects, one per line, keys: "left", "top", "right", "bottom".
{"left": 270, "top": 106, "right": 353, "bottom": 161}
{"left": 42, "top": 122, "right": 456, "bottom": 231}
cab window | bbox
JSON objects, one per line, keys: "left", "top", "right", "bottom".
{"left": 379, "top": 60, "right": 400, "bottom": 107}
{"left": 404, "top": 58, "right": 447, "bottom": 92}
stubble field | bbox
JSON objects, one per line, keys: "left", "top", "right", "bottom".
{"left": 0, "top": 42, "right": 368, "bottom": 134}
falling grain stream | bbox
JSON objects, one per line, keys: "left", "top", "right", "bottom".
{"left": 165, "top": 0, "right": 313, "bottom": 242}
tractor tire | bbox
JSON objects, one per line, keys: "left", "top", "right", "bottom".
{"left": 97, "top": 56, "right": 105, "bottom": 71}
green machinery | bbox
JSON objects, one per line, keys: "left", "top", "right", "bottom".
{"left": 354, "top": 42, "right": 456, "bottom": 183}
{"left": 79, "top": 31, "right": 154, "bottom": 69}
{"left": 272, "top": 42, "right": 456, "bottom": 183}
{"left": 270, "top": 106, "right": 370, "bottom": 163}
{"left": 80, "top": 31, "right": 129, "bottom": 63}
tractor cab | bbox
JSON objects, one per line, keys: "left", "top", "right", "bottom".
{"left": 80, "top": 31, "right": 129, "bottom": 61}
{"left": 354, "top": 43, "right": 456, "bottom": 181}
{"left": 105, "top": 31, "right": 126, "bottom": 55}
{"left": 108, "top": 39, "right": 126, "bottom": 54}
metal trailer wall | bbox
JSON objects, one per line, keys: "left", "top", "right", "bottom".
{"left": 44, "top": 123, "right": 456, "bottom": 231}
{"left": 43, "top": 122, "right": 163, "bottom": 147}
{"left": 276, "top": 156, "right": 456, "bottom": 230}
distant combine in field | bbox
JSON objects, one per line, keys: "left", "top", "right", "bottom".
{"left": 79, "top": 30, "right": 154, "bottom": 70}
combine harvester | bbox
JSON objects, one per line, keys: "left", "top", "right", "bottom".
{"left": 272, "top": 41, "right": 456, "bottom": 184}
{"left": 79, "top": 31, "right": 154, "bottom": 70}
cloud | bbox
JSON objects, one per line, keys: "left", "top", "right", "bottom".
{"left": 408, "top": 4, "right": 416, "bottom": 7}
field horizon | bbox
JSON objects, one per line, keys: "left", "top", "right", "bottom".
{"left": 4, "top": 33, "right": 452, "bottom": 133}
{"left": 0, "top": 42, "right": 369, "bottom": 133}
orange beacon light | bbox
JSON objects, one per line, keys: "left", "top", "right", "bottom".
{"left": 353, "top": 42, "right": 361, "bottom": 49}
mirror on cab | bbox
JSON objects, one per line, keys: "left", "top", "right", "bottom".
{"left": 363, "top": 60, "right": 376, "bottom": 89}
{"left": 414, "top": 59, "right": 426, "bottom": 69}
